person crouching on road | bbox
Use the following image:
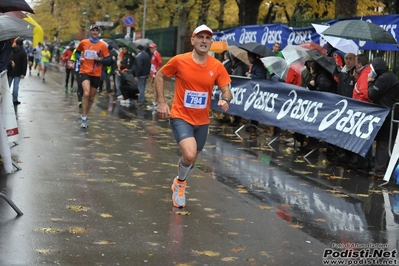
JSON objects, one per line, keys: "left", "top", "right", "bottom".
{"left": 155, "top": 24, "right": 232, "bottom": 208}
{"left": 75, "top": 24, "right": 111, "bottom": 129}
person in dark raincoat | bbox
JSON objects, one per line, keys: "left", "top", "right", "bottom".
{"left": 368, "top": 57, "right": 399, "bottom": 177}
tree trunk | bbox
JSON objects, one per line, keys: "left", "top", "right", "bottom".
{"left": 176, "top": 0, "right": 191, "bottom": 54}
{"left": 235, "top": 0, "right": 264, "bottom": 26}
{"left": 216, "top": 0, "right": 227, "bottom": 30}
{"left": 335, "top": 0, "right": 358, "bottom": 18}
{"left": 197, "top": 0, "right": 211, "bottom": 26}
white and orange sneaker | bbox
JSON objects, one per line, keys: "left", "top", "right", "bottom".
{"left": 171, "top": 177, "right": 186, "bottom": 208}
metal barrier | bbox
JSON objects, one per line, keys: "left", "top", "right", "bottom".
{"left": 379, "top": 103, "right": 399, "bottom": 188}
{"left": 389, "top": 102, "right": 399, "bottom": 157}
{"left": 0, "top": 193, "right": 23, "bottom": 215}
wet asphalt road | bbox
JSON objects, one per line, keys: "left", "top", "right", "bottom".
{"left": 0, "top": 65, "right": 398, "bottom": 266}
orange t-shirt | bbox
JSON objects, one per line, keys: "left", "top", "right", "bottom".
{"left": 76, "top": 39, "right": 110, "bottom": 77}
{"left": 161, "top": 52, "right": 231, "bottom": 126}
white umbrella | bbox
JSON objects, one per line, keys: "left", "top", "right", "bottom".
{"left": 0, "top": 15, "right": 34, "bottom": 42}
{"left": 312, "top": 23, "right": 360, "bottom": 54}
{"left": 281, "top": 45, "right": 310, "bottom": 65}
{"left": 260, "top": 56, "right": 288, "bottom": 80}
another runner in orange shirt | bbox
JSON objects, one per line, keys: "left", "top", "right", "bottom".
{"left": 75, "top": 24, "right": 110, "bottom": 128}
{"left": 155, "top": 24, "right": 232, "bottom": 208}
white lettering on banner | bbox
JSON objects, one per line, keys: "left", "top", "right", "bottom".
{"left": 261, "top": 27, "right": 282, "bottom": 45}
{"left": 244, "top": 84, "right": 277, "bottom": 112}
{"left": 380, "top": 24, "right": 397, "bottom": 41}
{"left": 230, "top": 86, "right": 246, "bottom": 105}
{"left": 220, "top": 33, "right": 236, "bottom": 42}
{"left": 319, "top": 100, "right": 381, "bottom": 139}
{"left": 277, "top": 90, "right": 322, "bottom": 122}
{"left": 239, "top": 28, "right": 257, "bottom": 43}
{"left": 287, "top": 30, "right": 313, "bottom": 45}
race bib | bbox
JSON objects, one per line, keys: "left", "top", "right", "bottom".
{"left": 84, "top": 50, "right": 97, "bottom": 59}
{"left": 183, "top": 90, "right": 207, "bottom": 109}
{"left": 67, "top": 61, "right": 74, "bottom": 68}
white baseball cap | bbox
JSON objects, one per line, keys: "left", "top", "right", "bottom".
{"left": 192, "top": 24, "right": 213, "bottom": 37}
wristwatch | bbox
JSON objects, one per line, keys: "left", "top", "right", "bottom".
{"left": 222, "top": 97, "right": 231, "bottom": 104}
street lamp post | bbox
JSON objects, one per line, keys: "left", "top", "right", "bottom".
{"left": 142, "top": 0, "right": 147, "bottom": 38}
{"left": 82, "top": 11, "right": 88, "bottom": 38}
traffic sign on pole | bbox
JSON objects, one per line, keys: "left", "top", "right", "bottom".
{"left": 122, "top": 14, "right": 135, "bottom": 27}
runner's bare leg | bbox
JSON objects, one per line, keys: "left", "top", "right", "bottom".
{"left": 81, "top": 79, "right": 98, "bottom": 117}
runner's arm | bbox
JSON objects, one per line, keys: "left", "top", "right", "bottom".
{"left": 155, "top": 70, "right": 166, "bottom": 103}
{"left": 219, "top": 84, "right": 232, "bottom": 103}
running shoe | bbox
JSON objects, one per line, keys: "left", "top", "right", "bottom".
{"left": 80, "top": 117, "right": 88, "bottom": 128}
{"left": 171, "top": 177, "right": 186, "bottom": 208}
{"left": 78, "top": 102, "right": 82, "bottom": 108}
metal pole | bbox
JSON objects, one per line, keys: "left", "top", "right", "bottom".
{"left": 83, "top": 12, "right": 88, "bottom": 38}
{"left": 142, "top": 0, "right": 146, "bottom": 38}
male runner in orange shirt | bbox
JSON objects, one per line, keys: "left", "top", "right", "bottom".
{"left": 75, "top": 24, "right": 110, "bottom": 128}
{"left": 155, "top": 24, "right": 232, "bottom": 208}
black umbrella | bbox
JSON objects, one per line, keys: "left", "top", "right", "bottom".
{"left": 239, "top": 42, "right": 275, "bottom": 57}
{"left": 321, "top": 20, "right": 396, "bottom": 44}
{"left": 226, "top": 39, "right": 242, "bottom": 47}
{"left": 101, "top": 38, "right": 118, "bottom": 49}
{"left": 0, "top": 0, "right": 34, "bottom": 13}
{"left": 114, "top": 38, "right": 137, "bottom": 53}
{"left": 306, "top": 49, "right": 337, "bottom": 75}
{"left": 0, "top": 15, "right": 33, "bottom": 42}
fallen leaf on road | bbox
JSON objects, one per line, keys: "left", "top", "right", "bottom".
{"left": 314, "top": 218, "right": 327, "bottom": 222}
{"left": 93, "top": 240, "right": 116, "bottom": 245}
{"left": 66, "top": 205, "right": 90, "bottom": 212}
{"left": 100, "top": 213, "right": 113, "bottom": 218}
{"left": 75, "top": 173, "right": 86, "bottom": 177}
{"left": 133, "top": 172, "right": 146, "bottom": 176}
{"left": 37, "top": 249, "right": 51, "bottom": 254}
{"left": 36, "top": 227, "right": 61, "bottom": 233}
{"left": 258, "top": 205, "right": 273, "bottom": 210}
{"left": 289, "top": 223, "right": 303, "bottom": 229}
{"left": 231, "top": 247, "right": 246, "bottom": 253}
{"left": 192, "top": 250, "right": 220, "bottom": 257}
{"left": 176, "top": 211, "right": 190, "bottom": 215}
{"left": 229, "top": 218, "right": 245, "bottom": 221}
{"left": 119, "top": 182, "right": 136, "bottom": 187}
{"left": 221, "top": 257, "right": 239, "bottom": 261}
{"left": 69, "top": 227, "right": 90, "bottom": 234}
